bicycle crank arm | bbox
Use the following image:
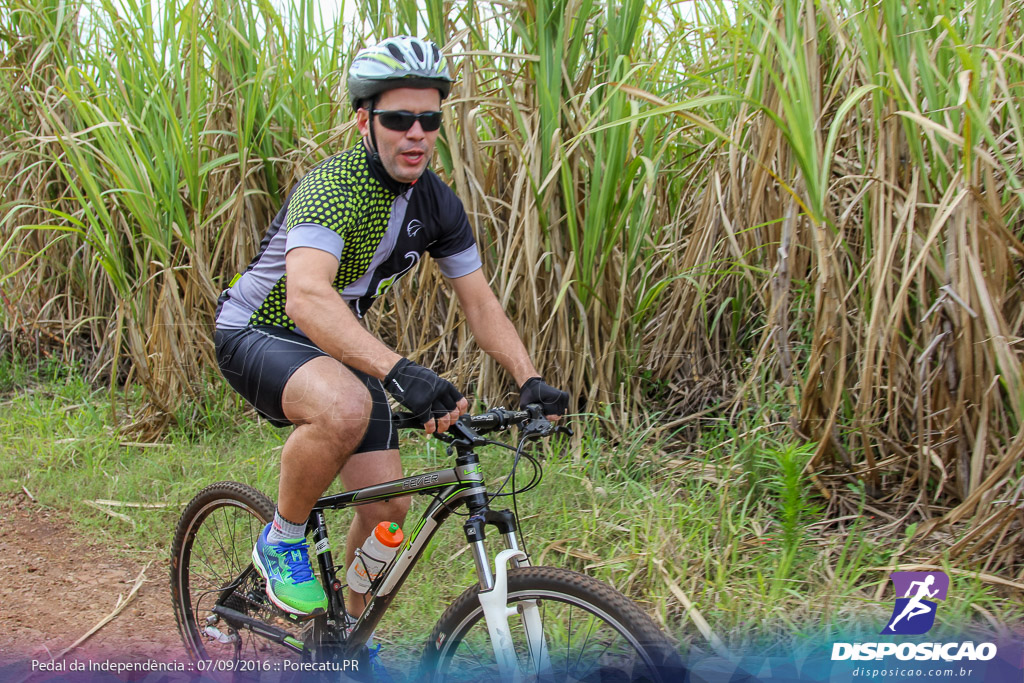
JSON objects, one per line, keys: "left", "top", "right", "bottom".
{"left": 211, "top": 605, "right": 304, "bottom": 654}
{"left": 477, "top": 549, "right": 552, "bottom": 681}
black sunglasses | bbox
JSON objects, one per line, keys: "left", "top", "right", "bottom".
{"left": 372, "top": 109, "right": 443, "bottom": 132}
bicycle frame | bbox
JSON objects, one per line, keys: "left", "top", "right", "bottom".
{"left": 312, "top": 447, "right": 530, "bottom": 652}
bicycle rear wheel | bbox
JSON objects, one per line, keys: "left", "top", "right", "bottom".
{"left": 170, "top": 481, "right": 303, "bottom": 664}
{"left": 421, "top": 566, "right": 685, "bottom": 683}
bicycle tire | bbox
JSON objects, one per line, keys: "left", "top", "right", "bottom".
{"left": 170, "top": 480, "right": 302, "bottom": 665}
{"left": 420, "top": 566, "right": 685, "bottom": 683}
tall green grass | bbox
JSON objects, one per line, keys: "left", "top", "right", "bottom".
{"left": 2, "top": 0, "right": 1023, "bottom": 573}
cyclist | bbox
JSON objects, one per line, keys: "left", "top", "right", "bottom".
{"left": 213, "top": 36, "right": 569, "bottom": 619}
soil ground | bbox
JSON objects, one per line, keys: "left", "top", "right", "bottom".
{"left": 0, "top": 492, "right": 183, "bottom": 678}
{"left": 0, "top": 492, "right": 422, "bottom": 682}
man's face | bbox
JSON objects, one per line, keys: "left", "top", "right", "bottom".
{"left": 357, "top": 87, "right": 442, "bottom": 184}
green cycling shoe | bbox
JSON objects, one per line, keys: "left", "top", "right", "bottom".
{"left": 252, "top": 523, "right": 328, "bottom": 615}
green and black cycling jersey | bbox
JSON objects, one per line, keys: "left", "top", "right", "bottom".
{"left": 216, "top": 144, "right": 482, "bottom": 332}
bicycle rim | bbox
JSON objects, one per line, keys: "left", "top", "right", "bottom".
{"left": 170, "top": 482, "right": 303, "bottom": 664}
{"left": 423, "top": 567, "right": 683, "bottom": 683}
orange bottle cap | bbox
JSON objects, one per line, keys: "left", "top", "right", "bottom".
{"left": 374, "top": 521, "right": 404, "bottom": 547}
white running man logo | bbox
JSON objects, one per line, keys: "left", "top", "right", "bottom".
{"left": 887, "top": 574, "right": 938, "bottom": 632}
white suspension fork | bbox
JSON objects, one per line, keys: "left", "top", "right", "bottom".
{"left": 476, "top": 548, "right": 552, "bottom": 681}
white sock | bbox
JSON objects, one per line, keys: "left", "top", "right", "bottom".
{"left": 268, "top": 508, "right": 307, "bottom": 544}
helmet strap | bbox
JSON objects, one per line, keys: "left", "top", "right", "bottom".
{"left": 366, "top": 96, "right": 382, "bottom": 164}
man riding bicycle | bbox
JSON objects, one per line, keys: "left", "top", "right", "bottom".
{"left": 213, "top": 36, "right": 568, "bottom": 619}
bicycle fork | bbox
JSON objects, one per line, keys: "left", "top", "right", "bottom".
{"left": 465, "top": 514, "right": 552, "bottom": 681}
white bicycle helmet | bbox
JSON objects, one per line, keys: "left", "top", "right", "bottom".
{"left": 347, "top": 36, "right": 453, "bottom": 111}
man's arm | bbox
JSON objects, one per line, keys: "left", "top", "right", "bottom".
{"left": 286, "top": 246, "right": 467, "bottom": 433}
{"left": 447, "top": 269, "right": 540, "bottom": 387}
{"left": 448, "top": 269, "right": 569, "bottom": 419}
{"left": 285, "top": 247, "right": 402, "bottom": 379}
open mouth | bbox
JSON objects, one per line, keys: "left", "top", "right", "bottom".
{"left": 400, "top": 149, "right": 426, "bottom": 164}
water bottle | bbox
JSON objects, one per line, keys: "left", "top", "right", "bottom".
{"left": 346, "top": 521, "right": 404, "bottom": 593}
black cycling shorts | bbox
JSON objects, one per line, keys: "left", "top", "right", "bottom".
{"left": 214, "top": 325, "right": 399, "bottom": 454}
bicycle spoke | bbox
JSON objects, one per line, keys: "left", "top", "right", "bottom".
{"left": 195, "top": 511, "right": 235, "bottom": 587}
{"left": 525, "top": 599, "right": 547, "bottom": 677}
{"left": 566, "top": 598, "right": 573, "bottom": 676}
{"left": 211, "top": 506, "right": 247, "bottom": 577}
{"left": 192, "top": 536, "right": 230, "bottom": 588}
{"left": 457, "top": 638, "right": 491, "bottom": 680}
{"left": 569, "top": 608, "right": 595, "bottom": 678}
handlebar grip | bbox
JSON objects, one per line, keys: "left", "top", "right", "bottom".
{"left": 465, "top": 409, "right": 509, "bottom": 431}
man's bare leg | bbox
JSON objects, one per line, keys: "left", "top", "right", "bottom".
{"left": 279, "top": 356, "right": 373, "bottom": 526}
{"left": 251, "top": 356, "right": 372, "bottom": 615}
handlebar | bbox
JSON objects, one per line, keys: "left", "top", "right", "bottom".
{"left": 394, "top": 405, "right": 567, "bottom": 440}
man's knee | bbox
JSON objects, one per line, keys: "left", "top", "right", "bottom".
{"left": 325, "top": 385, "right": 374, "bottom": 430}
{"left": 284, "top": 364, "right": 373, "bottom": 440}
{"left": 312, "top": 389, "right": 373, "bottom": 453}
{"left": 284, "top": 378, "right": 372, "bottom": 444}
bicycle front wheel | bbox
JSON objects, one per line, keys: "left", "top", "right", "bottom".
{"left": 421, "top": 566, "right": 685, "bottom": 683}
{"left": 170, "top": 481, "right": 302, "bottom": 664}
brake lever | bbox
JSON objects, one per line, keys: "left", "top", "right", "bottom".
{"left": 521, "top": 418, "right": 551, "bottom": 439}
{"left": 520, "top": 417, "right": 573, "bottom": 440}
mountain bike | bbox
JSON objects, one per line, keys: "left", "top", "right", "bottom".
{"left": 170, "top": 405, "right": 685, "bottom": 681}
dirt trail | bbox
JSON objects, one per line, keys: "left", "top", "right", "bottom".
{"left": 0, "top": 493, "right": 183, "bottom": 670}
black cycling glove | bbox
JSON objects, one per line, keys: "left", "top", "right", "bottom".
{"left": 384, "top": 358, "right": 464, "bottom": 426}
{"left": 519, "top": 377, "right": 569, "bottom": 416}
